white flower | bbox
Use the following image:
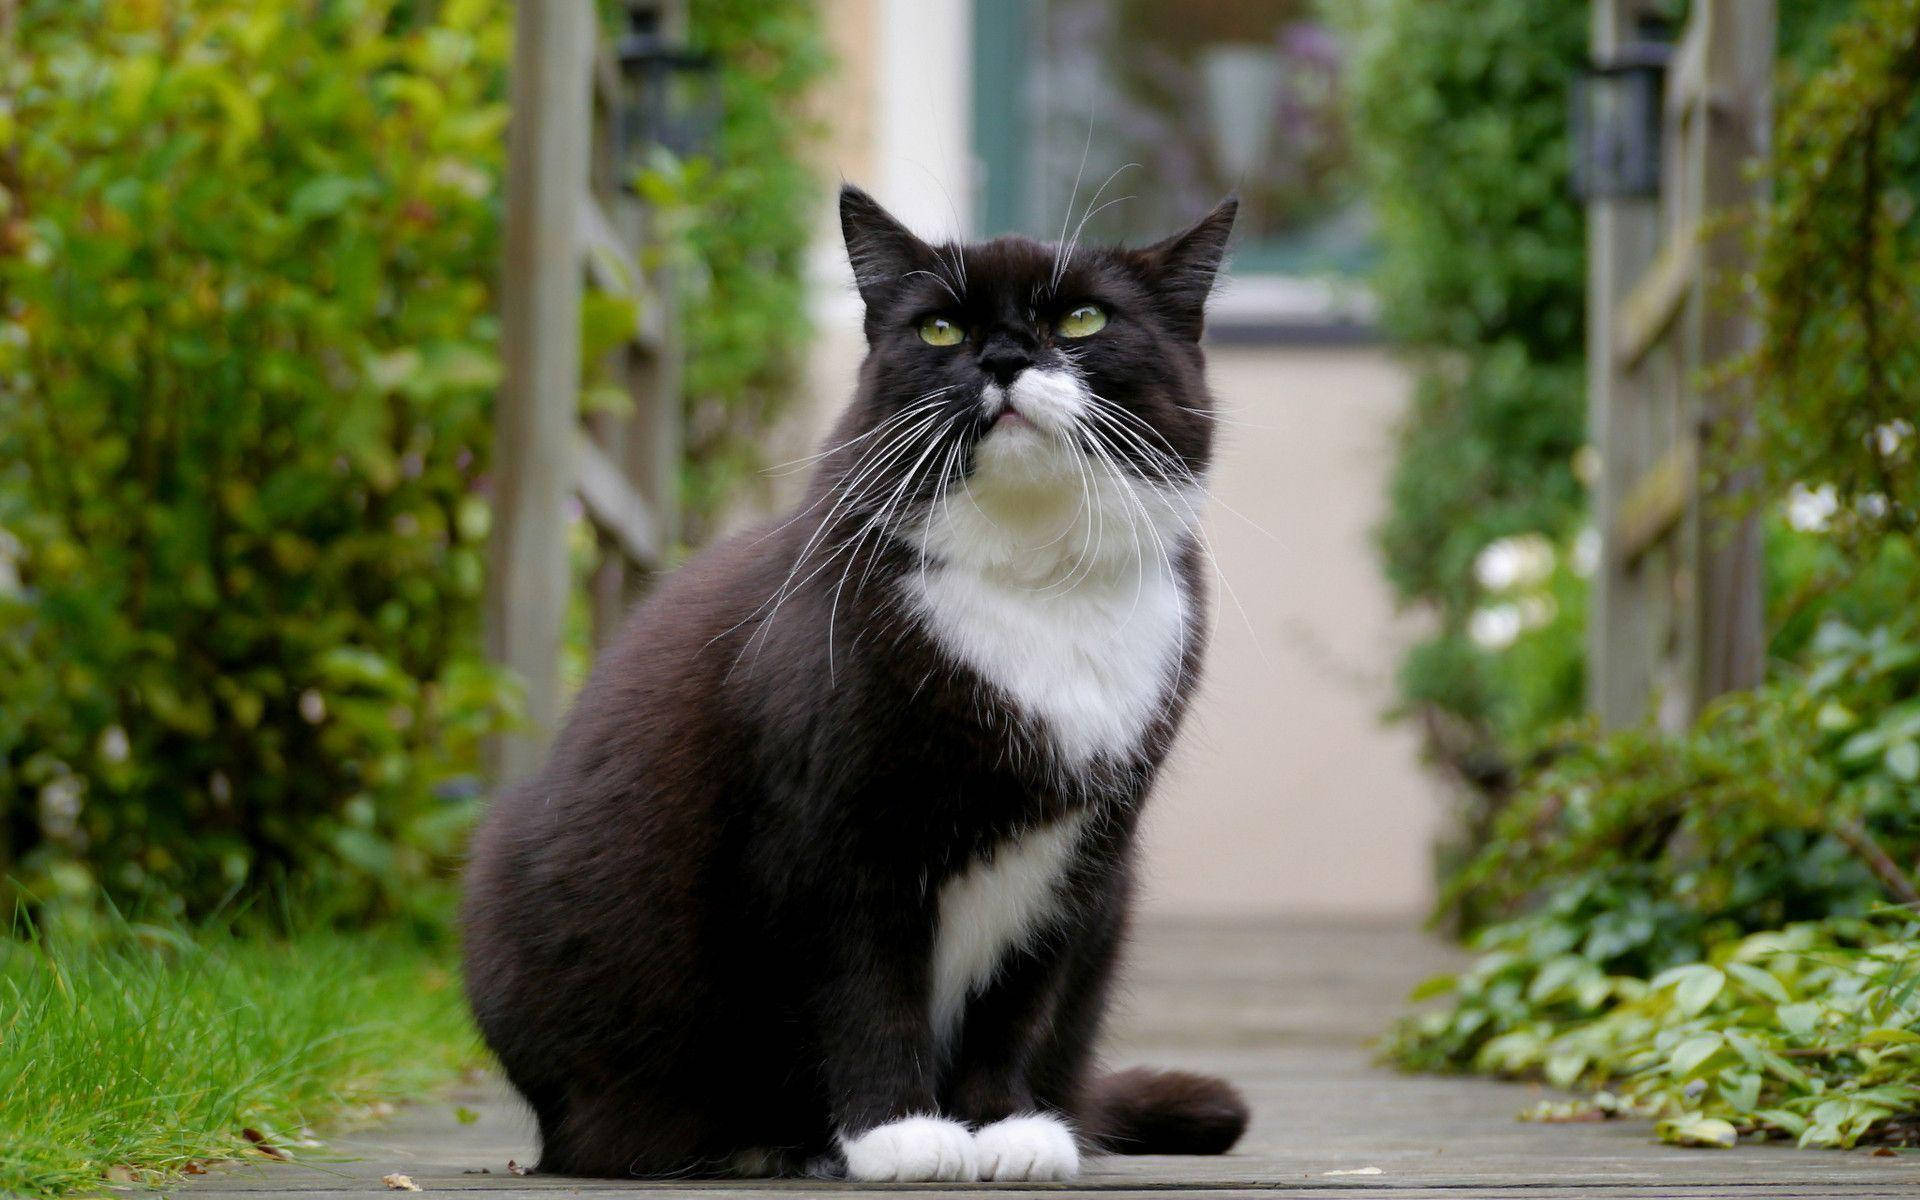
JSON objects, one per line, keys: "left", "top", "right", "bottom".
{"left": 1474, "top": 533, "right": 1556, "bottom": 592}
{"left": 1872, "top": 418, "right": 1913, "bottom": 458}
{"left": 41, "top": 774, "right": 83, "bottom": 821}
{"left": 299, "top": 689, "right": 328, "bottom": 724}
{"left": 1469, "top": 604, "right": 1524, "bottom": 650}
{"left": 1785, "top": 483, "right": 1838, "bottom": 532}
{"left": 40, "top": 773, "right": 85, "bottom": 843}
{"left": 98, "top": 725, "right": 131, "bottom": 765}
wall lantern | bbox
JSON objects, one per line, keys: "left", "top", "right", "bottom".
{"left": 1572, "top": 40, "right": 1671, "bottom": 201}
{"left": 616, "top": 3, "right": 720, "bottom": 171}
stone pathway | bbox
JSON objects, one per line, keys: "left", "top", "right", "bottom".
{"left": 179, "top": 921, "right": 1920, "bottom": 1198}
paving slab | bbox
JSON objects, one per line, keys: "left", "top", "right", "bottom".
{"left": 174, "top": 920, "right": 1920, "bottom": 1198}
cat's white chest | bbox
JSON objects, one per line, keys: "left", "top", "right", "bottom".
{"left": 928, "top": 812, "right": 1087, "bottom": 1050}
{"left": 908, "top": 559, "right": 1187, "bottom": 1049}
{"left": 903, "top": 563, "right": 1189, "bottom": 768}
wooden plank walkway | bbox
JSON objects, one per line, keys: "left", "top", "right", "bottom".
{"left": 181, "top": 921, "right": 1920, "bottom": 1198}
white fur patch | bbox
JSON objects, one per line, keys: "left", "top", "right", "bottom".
{"left": 904, "top": 368, "right": 1202, "bottom": 769}
{"left": 930, "top": 813, "right": 1088, "bottom": 1050}
{"left": 839, "top": 1115, "right": 977, "bottom": 1182}
{"left": 974, "top": 1114, "right": 1081, "bottom": 1181}
{"left": 991, "top": 367, "right": 1090, "bottom": 432}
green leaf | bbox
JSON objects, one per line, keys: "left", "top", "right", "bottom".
{"left": 1544, "top": 1050, "right": 1588, "bottom": 1089}
{"left": 1664, "top": 965, "right": 1727, "bottom": 1018}
{"left": 288, "top": 174, "right": 379, "bottom": 222}
{"left": 1668, "top": 1033, "right": 1724, "bottom": 1077}
{"left": 1776, "top": 1002, "right": 1822, "bottom": 1041}
{"left": 1718, "top": 1068, "right": 1762, "bottom": 1112}
{"left": 1656, "top": 1114, "right": 1737, "bottom": 1149}
{"left": 1885, "top": 739, "right": 1920, "bottom": 782}
{"left": 1724, "top": 962, "right": 1790, "bottom": 1005}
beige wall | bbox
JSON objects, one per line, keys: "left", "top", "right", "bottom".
{"left": 1136, "top": 346, "right": 1437, "bottom": 918}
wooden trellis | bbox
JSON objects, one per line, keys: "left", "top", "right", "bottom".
{"left": 1586, "top": 0, "right": 1771, "bottom": 730}
{"left": 488, "top": 1, "right": 681, "bottom": 781}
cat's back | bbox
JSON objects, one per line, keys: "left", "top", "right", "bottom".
{"left": 461, "top": 517, "right": 805, "bottom": 1021}
{"left": 482, "top": 514, "right": 807, "bottom": 828}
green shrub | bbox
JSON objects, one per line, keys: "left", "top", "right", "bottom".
{"left": 0, "top": 0, "right": 518, "bottom": 921}
{"left": 1340, "top": 0, "right": 1591, "bottom": 790}
{"left": 678, "top": 0, "right": 828, "bottom": 533}
{"left": 1751, "top": 0, "right": 1920, "bottom": 543}
{"left": 1385, "top": 0, "right": 1920, "bottom": 1150}
{"left": 1393, "top": 912, "right": 1920, "bottom": 1149}
{"left": 1389, "top": 617, "right": 1920, "bottom": 1145}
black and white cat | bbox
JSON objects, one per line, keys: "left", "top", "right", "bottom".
{"left": 461, "top": 186, "right": 1246, "bottom": 1182}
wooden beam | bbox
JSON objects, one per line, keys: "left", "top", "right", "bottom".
{"left": 1686, "top": 0, "right": 1770, "bottom": 709}
{"left": 1663, "top": 13, "right": 1710, "bottom": 121}
{"left": 575, "top": 433, "right": 663, "bottom": 569}
{"left": 1612, "top": 441, "right": 1694, "bottom": 565}
{"left": 1586, "top": 0, "right": 1669, "bottom": 729}
{"left": 488, "top": 0, "right": 594, "bottom": 784}
{"left": 1613, "top": 234, "right": 1697, "bottom": 369}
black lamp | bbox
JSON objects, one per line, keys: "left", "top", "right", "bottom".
{"left": 615, "top": 3, "right": 720, "bottom": 171}
{"left": 1572, "top": 39, "right": 1671, "bottom": 201}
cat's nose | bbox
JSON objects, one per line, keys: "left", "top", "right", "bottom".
{"left": 977, "top": 338, "right": 1032, "bottom": 387}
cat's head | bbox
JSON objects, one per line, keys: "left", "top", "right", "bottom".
{"left": 815, "top": 185, "right": 1234, "bottom": 583}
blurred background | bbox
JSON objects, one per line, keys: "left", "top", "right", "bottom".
{"left": 8, "top": 0, "right": 1920, "bottom": 1189}
{"left": 0, "top": 0, "right": 1440, "bottom": 926}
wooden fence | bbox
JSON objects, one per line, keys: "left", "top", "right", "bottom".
{"left": 488, "top": 1, "right": 680, "bottom": 782}
{"left": 1586, "top": 0, "right": 1772, "bottom": 730}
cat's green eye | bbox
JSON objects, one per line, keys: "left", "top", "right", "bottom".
{"left": 1057, "top": 303, "right": 1108, "bottom": 338}
{"left": 918, "top": 315, "right": 965, "bottom": 346}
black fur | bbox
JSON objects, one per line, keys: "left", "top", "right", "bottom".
{"left": 461, "top": 186, "right": 1246, "bottom": 1178}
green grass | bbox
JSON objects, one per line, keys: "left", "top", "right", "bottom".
{"left": 0, "top": 916, "right": 480, "bottom": 1199}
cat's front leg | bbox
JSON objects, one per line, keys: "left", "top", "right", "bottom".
{"left": 944, "top": 945, "right": 1083, "bottom": 1181}
{"left": 815, "top": 906, "right": 978, "bottom": 1182}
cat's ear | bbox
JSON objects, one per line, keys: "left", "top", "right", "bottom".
{"left": 1137, "top": 197, "right": 1237, "bottom": 342}
{"left": 840, "top": 185, "right": 929, "bottom": 308}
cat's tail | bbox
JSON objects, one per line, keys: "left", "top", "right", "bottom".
{"left": 1082, "top": 1067, "right": 1248, "bottom": 1155}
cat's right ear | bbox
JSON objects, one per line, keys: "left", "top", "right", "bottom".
{"left": 840, "top": 185, "right": 928, "bottom": 308}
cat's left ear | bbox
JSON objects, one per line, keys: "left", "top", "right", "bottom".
{"left": 1136, "top": 197, "right": 1237, "bottom": 342}
{"left": 840, "top": 184, "right": 930, "bottom": 308}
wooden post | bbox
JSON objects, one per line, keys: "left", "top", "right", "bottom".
{"left": 1587, "top": 0, "right": 1665, "bottom": 728}
{"left": 618, "top": 0, "right": 685, "bottom": 589}
{"left": 488, "top": 1, "right": 594, "bottom": 783}
{"left": 1683, "top": 0, "right": 1768, "bottom": 711}
{"left": 1588, "top": 0, "right": 1769, "bottom": 729}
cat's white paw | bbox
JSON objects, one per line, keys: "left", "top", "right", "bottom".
{"left": 839, "top": 1115, "right": 978, "bottom": 1182}
{"left": 973, "top": 1113, "right": 1080, "bottom": 1181}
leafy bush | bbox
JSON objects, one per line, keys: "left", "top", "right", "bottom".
{"left": 1339, "top": 0, "right": 1592, "bottom": 841}
{"left": 677, "top": 0, "right": 828, "bottom": 534}
{"left": 0, "top": 0, "right": 518, "bottom": 921}
{"left": 1389, "top": 618, "right": 1920, "bottom": 1145}
{"left": 1393, "top": 913, "right": 1920, "bottom": 1148}
{"left": 1751, "top": 0, "right": 1920, "bottom": 542}
{"left": 1387, "top": 3, "right": 1920, "bottom": 1145}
